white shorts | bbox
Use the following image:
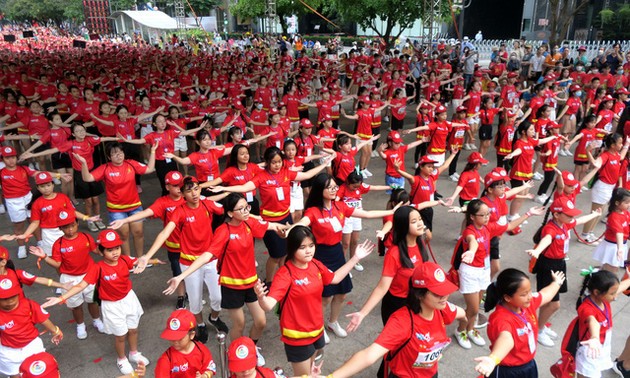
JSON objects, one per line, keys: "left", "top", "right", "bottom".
{"left": 290, "top": 184, "right": 304, "bottom": 212}
{"left": 60, "top": 273, "right": 95, "bottom": 308}
{"left": 213, "top": 114, "right": 227, "bottom": 127}
{"left": 174, "top": 135, "right": 188, "bottom": 152}
{"left": 180, "top": 260, "right": 221, "bottom": 314}
{"left": 0, "top": 337, "right": 44, "bottom": 376}
{"left": 575, "top": 342, "right": 613, "bottom": 378}
{"left": 41, "top": 227, "right": 64, "bottom": 257}
{"left": 140, "top": 124, "right": 154, "bottom": 138}
{"left": 452, "top": 99, "right": 463, "bottom": 112}
{"left": 6, "top": 192, "right": 32, "bottom": 223}
{"left": 342, "top": 216, "right": 362, "bottom": 234}
{"left": 592, "top": 240, "right": 628, "bottom": 268}
{"left": 591, "top": 180, "right": 616, "bottom": 205}
{"left": 427, "top": 153, "right": 446, "bottom": 167}
{"left": 458, "top": 263, "right": 491, "bottom": 294}
{"left": 467, "top": 116, "right": 480, "bottom": 126}
{"left": 101, "top": 290, "right": 144, "bottom": 336}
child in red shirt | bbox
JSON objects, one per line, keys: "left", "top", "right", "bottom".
{"left": 592, "top": 188, "right": 630, "bottom": 274}
{"left": 377, "top": 130, "right": 423, "bottom": 191}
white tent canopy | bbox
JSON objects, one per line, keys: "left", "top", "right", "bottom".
{"left": 110, "top": 10, "right": 180, "bottom": 30}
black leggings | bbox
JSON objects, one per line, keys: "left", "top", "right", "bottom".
{"left": 391, "top": 117, "right": 404, "bottom": 131}
{"left": 414, "top": 143, "right": 428, "bottom": 163}
{"left": 496, "top": 154, "right": 507, "bottom": 169}
{"left": 537, "top": 170, "right": 556, "bottom": 196}
{"left": 372, "top": 126, "right": 381, "bottom": 150}
{"left": 448, "top": 150, "right": 462, "bottom": 176}
{"left": 155, "top": 159, "right": 179, "bottom": 195}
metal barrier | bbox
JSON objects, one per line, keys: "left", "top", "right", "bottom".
{"left": 217, "top": 332, "right": 228, "bottom": 378}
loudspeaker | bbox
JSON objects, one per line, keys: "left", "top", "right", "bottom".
{"left": 73, "top": 40, "right": 87, "bottom": 48}
{"left": 3, "top": 35, "right": 16, "bottom": 42}
{"left": 22, "top": 31, "right": 34, "bottom": 38}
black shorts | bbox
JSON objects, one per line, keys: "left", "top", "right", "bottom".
{"left": 73, "top": 170, "right": 104, "bottom": 199}
{"left": 479, "top": 124, "right": 493, "bottom": 141}
{"left": 300, "top": 162, "right": 316, "bottom": 188}
{"left": 418, "top": 207, "right": 434, "bottom": 231}
{"left": 489, "top": 359, "right": 537, "bottom": 378}
{"left": 284, "top": 335, "right": 325, "bottom": 363}
{"left": 459, "top": 198, "right": 474, "bottom": 207}
{"left": 221, "top": 286, "right": 257, "bottom": 309}
{"left": 264, "top": 214, "right": 292, "bottom": 258}
{"left": 490, "top": 236, "right": 501, "bottom": 260}
{"left": 33, "top": 142, "right": 50, "bottom": 154}
{"left": 535, "top": 255, "right": 567, "bottom": 302}
{"left": 167, "top": 251, "right": 182, "bottom": 277}
{"left": 51, "top": 152, "right": 72, "bottom": 170}
{"left": 510, "top": 178, "right": 525, "bottom": 189}
{"left": 574, "top": 160, "right": 589, "bottom": 166}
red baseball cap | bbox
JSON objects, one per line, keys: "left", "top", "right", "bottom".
{"left": 570, "top": 84, "right": 581, "bottom": 92}
{"left": 19, "top": 352, "right": 59, "bottom": 378}
{"left": 233, "top": 101, "right": 244, "bottom": 110}
{"left": 1, "top": 146, "right": 17, "bottom": 157}
{"left": 506, "top": 109, "right": 518, "bottom": 118}
{"left": 0, "top": 246, "right": 9, "bottom": 260}
{"left": 228, "top": 337, "right": 257, "bottom": 372}
{"left": 199, "top": 95, "right": 208, "bottom": 101}
{"left": 550, "top": 197, "right": 582, "bottom": 217}
{"left": 484, "top": 170, "right": 505, "bottom": 187}
{"left": 411, "top": 262, "right": 458, "bottom": 296}
{"left": 467, "top": 151, "right": 488, "bottom": 164}
{"left": 544, "top": 73, "right": 556, "bottom": 81}
{"left": 300, "top": 118, "right": 314, "bottom": 128}
{"left": 388, "top": 131, "right": 403, "bottom": 143}
{"left": 473, "top": 71, "right": 483, "bottom": 77}
{"left": 321, "top": 113, "right": 333, "bottom": 122}
{"left": 321, "top": 88, "right": 330, "bottom": 93}
{"left": 0, "top": 275, "right": 22, "bottom": 299}
{"left": 418, "top": 156, "right": 438, "bottom": 165}
{"left": 420, "top": 102, "right": 431, "bottom": 110}
{"left": 160, "top": 309, "right": 197, "bottom": 340}
{"left": 603, "top": 94, "right": 614, "bottom": 102}
{"left": 269, "top": 107, "right": 279, "bottom": 116}
{"left": 435, "top": 105, "right": 447, "bottom": 114}
{"left": 35, "top": 172, "right": 53, "bottom": 185}
{"left": 57, "top": 210, "right": 76, "bottom": 227}
{"left": 165, "top": 171, "right": 184, "bottom": 186}
{"left": 97, "top": 230, "right": 123, "bottom": 249}
{"left": 507, "top": 72, "right": 519, "bottom": 79}
{"left": 562, "top": 171, "right": 578, "bottom": 187}
{"left": 548, "top": 121, "right": 561, "bottom": 129}
{"left": 371, "top": 87, "right": 381, "bottom": 94}
{"left": 456, "top": 105, "right": 467, "bottom": 113}
{"left": 617, "top": 88, "right": 630, "bottom": 95}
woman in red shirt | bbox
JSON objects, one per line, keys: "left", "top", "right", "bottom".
{"left": 593, "top": 188, "right": 630, "bottom": 273}
{"left": 495, "top": 109, "right": 518, "bottom": 168}
{"left": 565, "top": 115, "right": 598, "bottom": 182}
{"left": 581, "top": 134, "right": 630, "bottom": 243}
{"left": 215, "top": 147, "right": 332, "bottom": 283}
{"left": 594, "top": 96, "right": 618, "bottom": 140}
{"left": 474, "top": 268, "right": 565, "bottom": 377}
{"left": 504, "top": 121, "right": 561, "bottom": 225}
{"left": 388, "top": 88, "right": 415, "bottom": 131}
{"left": 326, "top": 262, "right": 466, "bottom": 378}
{"left": 331, "top": 134, "right": 378, "bottom": 184}
{"left": 254, "top": 226, "right": 373, "bottom": 376}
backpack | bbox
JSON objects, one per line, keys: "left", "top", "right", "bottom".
{"left": 446, "top": 238, "right": 464, "bottom": 288}
{"left": 549, "top": 316, "right": 587, "bottom": 378}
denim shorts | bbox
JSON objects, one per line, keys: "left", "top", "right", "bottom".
{"left": 108, "top": 206, "right": 144, "bottom": 222}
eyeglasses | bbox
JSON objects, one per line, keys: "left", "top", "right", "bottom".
{"left": 474, "top": 213, "right": 491, "bottom": 218}
{"left": 326, "top": 185, "right": 339, "bottom": 191}
{"left": 233, "top": 205, "right": 251, "bottom": 214}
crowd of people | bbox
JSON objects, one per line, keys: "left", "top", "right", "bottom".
{"left": 2, "top": 25, "right": 630, "bottom": 378}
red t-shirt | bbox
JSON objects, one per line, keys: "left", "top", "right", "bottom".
{"left": 447, "top": 121, "right": 470, "bottom": 148}
{"left": 462, "top": 222, "right": 509, "bottom": 268}
{"left": 59, "top": 137, "right": 101, "bottom": 171}
{"left": 410, "top": 173, "right": 439, "bottom": 204}
{"left": 268, "top": 260, "right": 334, "bottom": 346}
{"left": 384, "top": 145, "right": 409, "bottom": 177}
{"left": 427, "top": 121, "right": 452, "bottom": 154}
{"left": 390, "top": 97, "right": 408, "bottom": 121}
{"left": 31, "top": 193, "right": 75, "bottom": 228}
{"left": 90, "top": 160, "right": 148, "bottom": 212}
{"left": 39, "top": 127, "right": 71, "bottom": 149}
{"left": 83, "top": 255, "right": 136, "bottom": 301}
{"left": 145, "top": 129, "right": 181, "bottom": 161}
{"left": 374, "top": 303, "right": 458, "bottom": 377}
{"left": 170, "top": 199, "right": 224, "bottom": 264}
{"left": 0, "top": 165, "right": 37, "bottom": 198}
{"left": 497, "top": 122, "right": 515, "bottom": 155}
{"left": 574, "top": 128, "right": 598, "bottom": 162}
{"left": 209, "top": 220, "right": 269, "bottom": 289}
{"left": 481, "top": 194, "right": 509, "bottom": 225}
{"left": 604, "top": 211, "right": 630, "bottom": 242}
{"left": 317, "top": 127, "right": 340, "bottom": 149}
{"left": 304, "top": 202, "right": 355, "bottom": 245}
{"left": 382, "top": 244, "right": 425, "bottom": 298}
{"left": 595, "top": 109, "right": 615, "bottom": 139}
{"left": 487, "top": 293, "right": 543, "bottom": 367}
{"left": 542, "top": 138, "right": 561, "bottom": 171}
{"left": 220, "top": 164, "right": 263, "bottom": 199}
{"left": 577, "top": 298, "right": 612, "bottom": 345}
{"left": 540, "top": 219, "right": 577, "bottom": 259}
{"left": 599, "top": 151, "right": 622, "bottom": 185}
{"left": 356, "top": 108, "right": 375, "bottom": 139}
{"left": 155, "top": 341, "right": 216, "bottom": 378}
{"left": 0, "top": 297, "right": 50, "bottom": 348}
{"left": 252, "top": 168, "right": 298, "bottom": 221}
{"left": 337, "top": 182, "right": 370, "bottom": 210}
{"left": 51, "top": 232, "right": 96, "bottom": 275}
{"left": 510, "top": 138, "right": 541, "bottom": 180}
{"left": 332, "top": 148, "right": 359, "bottom": 182}
{"left": 456, "top": 170, "right": 481, "bottom": 201}
{"left": 188, "top": 149, "right": 225, "bottom": 182}
{"left": 148, "top": 195, "right": 185, "bottom": 253}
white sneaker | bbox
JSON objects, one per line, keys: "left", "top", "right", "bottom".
{"left": 93, "top": 318, "right": 105, "bottom": 333}
{"left": 354, "top": 263, "right": 364, "bottom": 272}
{"left": 0, "top": 204, "right": 5, "bottom": 214}
{"left": 76, "top": 323, "right": 87, "bottom": 340}
{"left": 128, "top": 352, "right": 150, "bottom": 366}
{"left": 361, "top": 170, "right": 369, "bottom": 179}
{"left": 565, "top": 149, "right": 573, "bottom": 156}
{"left": 538, "top": 331, "right": 555, "bottom": 347}
{"left": 53, "top": 177, "right": 61, "bottom": 185}
{"left": 117, "top": 358, "right": 134, "bottom": 375}
{"left": 17, "top": 247, "right": 27, "bottom": 259}
{"left": 363, "top": 169, "right": 373, "bottom": 177}
{"left": 95, "top": 220, "right": 107, "bottom": 230}
{"left": 463, "top": 144, "right": 472, "bottom": 150}
{"left": 468, "top": 329, "right": 486, "bottom": 346}
{"left": 474, "top": 313, "right": 488, "bottom": 329}
{"left": 256, "top": 347, "right": 266, "bottom": 366}
{"left": 449, "top": 173, "right": 459, "bottom": 182}
{"left": 535, "top": 193, "right": 548, "bottom": 204}
{"left": 533, "top": 172, "right": 543, "bottom": 181}
{"left": 469, "top": 144, "right": 478, "bottom": 150}
{"left": 558, "top": 149, "right": 567, "bottom": 157}
{"left": 324, "top": 329, "right": 330, "bottom": 344}
{"left": 371, "top": 150, "right": 378, "bottom": 158}
{"left": 326, "top": 321, "right": 348, "bottom": 338}
{"left": 542, "top": 326, "right": 558, "bottom": 340}
{"left": 455, "top": 330, "right": 472, "bottom": 349}
{"left": 87, "top": 221, "right": 98, "bottom": 232}
{"left": 453, "top": 172, "right": 460, "bottom": 179}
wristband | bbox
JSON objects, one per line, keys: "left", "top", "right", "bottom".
{"left": 131, "top": 373, "right": 138, "bottom": 378}
{"left": 327, "top": 375, "right": 334, "bottom": 378}
{"left": 59, "top": 296, "right": 66, "bottom": 305}
{"left": 525, "top": 211, "right": 532, "bottom": 217}
{"left": 489, "top": 354, "right": 501, "bottom": 366}
{"left": 56, "top": 173, "right": 61, "bottom": 179}
{"left": 53, "top": 326, "right": 61, "bottom": 336}
{"left": 82, "top": 215, "right": 88, "bottom": 221}
{"left": 47, "top": 279, "right": 52, "bottom": 287}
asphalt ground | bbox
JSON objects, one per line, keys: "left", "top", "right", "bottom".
{"left": 1, "top": 102, "right": 628, "bottom": 378}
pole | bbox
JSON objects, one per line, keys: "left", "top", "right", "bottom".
{"left": 217, "top": 332, "right": 228, "bottom": 378}
{"left": 458, "top": 1, "right": 465, "bottom": 41}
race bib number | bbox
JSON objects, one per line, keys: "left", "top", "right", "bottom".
{"left": 454, "top": 130, "right": 465, "bottom": 138}
{"left": 276, "top": 187, "right": 285, "bottom": 201}
{"left": 329, "top": 217, "right": 343, "bottom": 232}
{"left": 246, "top": 191, "right": 254, "bottom": 202}
{"left": 604, "top": 123, "right": 613, "bottom": 132}
{"left": 346, "top": 200, "right": 361, "bottom": 209}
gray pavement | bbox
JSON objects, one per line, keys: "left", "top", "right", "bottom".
{"left": 1, "top": 106, "right": 629, "bottom": 378}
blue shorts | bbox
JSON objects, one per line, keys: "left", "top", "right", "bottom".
{"left": 108, "top": 207, "right": 144, "bottom": 222}
{"left": 385, "top": 175, "right": 405, "bottom": 194}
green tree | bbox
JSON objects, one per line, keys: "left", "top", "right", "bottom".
{"left": 330, "top": 0, "right": 450, "bottom": 48}
{"left": 597, "top": 4, "right": 630, "bottom": 40}
{"left": 110, "top": 0, "right": 138, "bottom": 11}
{"left": 187, "top": 0, "right": 221, "bottom": 16}
{"left": 3, "top": 0, "right": 85, "bottom": 23}
{"left": 546, "top": 0, "right": 590, "bottom": 46}
{"left": 231, "top": 0, "right": 325, "bottom": 33}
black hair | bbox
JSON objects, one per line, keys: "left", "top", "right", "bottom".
{"left": 603, "top": 132, "right": 623, "bottom": 150}
{"left": 181, "top": 176, "right": 198, "bottom": 192}
{"left": 220, "top": 193, "right": 247, "bottom": 223}
{"left": 462, "top": 162, "right": 478, "bottom": 173}
{"left": 392, "top": 206, "right": 428, "bottom": 268}
{"left": 226, "top": 126, "right": 243, "bottom": 143}
{"left": 304, "top": 173, "right": 335, "bottom": 210}
{"left": 226, "top": 144, "right": 249, "bottom": 169}
{"left": 46, "top": 111, "right": 61, "bottom": 122}
{"left": 388, "top": 188, "right": 409, "bottom": 209}
{"left": 195, "top": 129, "right": 212, "bottom": 143}
{"left": 286, "top": 225, "right": 316, "bottom": 262}
{"left": 346, "top": 171, "right": 363, "bottom": 185}
{"left": 484, "top": 268, "right": 529, "bottom": 312}
{"left": 152, "top": 113, "right": 165, "bottom": 125}
{"left": 115, "top": 105, "right": 128, "bottom": 114}
{"left": 535, "top": 104, "right": 549, "bottom": 120}
{"left": 465, "top": 199, "right": 486, "bottom": 227}
{"left": 263, "top": 147, "right": 283, "bottom": 168}
{"left": 512, "top": 120, "right": 533, "bottom": 150}
{"left": 333, "top": 134, "right": 351, "bottom": 152}
{"left": 406, "top": 284, "right": 430, "bottom": 314}
{"left": 105, "top": 142, "right": 125, "bottom": 158}
{"left": 576, "top": 270, "right": 619, "bottom": 309}
{"left": 576, "top": 114, "right": 597, "bottom": 135}
{"left": 283, "top": 139, "right": 298, "bottom": 155}
{"left": 608, "top": 188, "right": 630, "bottom": 215}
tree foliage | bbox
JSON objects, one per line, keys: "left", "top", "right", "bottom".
{"left": 3, "top": 0, "right": 87, "bottom": 23}
{"left": 231, "top": 0, "right": 325, "bottom": 33}
{"left": 331, "top": 0, "right": 450, "bottom": 47}
{"left": 547, "top": 0, "right": 589, "bottom": 46}
{"left": 597, "top": 4, "right": 630, "bottom": 40}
